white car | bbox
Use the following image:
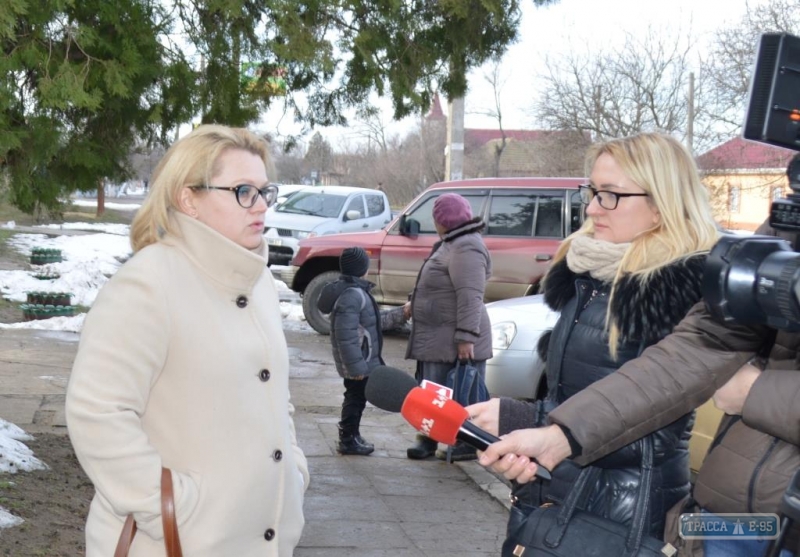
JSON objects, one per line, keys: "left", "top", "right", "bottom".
{"left": 485, "top": 294, "right": 560, "bottom": 399}
{"left": 272, "top": 184, "right": 312, "bottom": 207}
{"left": 264, "top": 185, "right": 392, "bottom": 266}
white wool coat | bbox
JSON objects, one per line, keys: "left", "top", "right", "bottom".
{"left": 66, "top": 212, "right": 309, "bottom": 557}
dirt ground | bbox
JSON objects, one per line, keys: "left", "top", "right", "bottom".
{"left": 0, "top": 435, "right": 92, "bottom": 557}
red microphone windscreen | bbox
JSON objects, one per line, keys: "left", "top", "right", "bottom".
{"left": 400, "top": 387, "right": 469, "bottom": 445}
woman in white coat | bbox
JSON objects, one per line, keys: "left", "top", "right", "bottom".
{"left": 66, "top": 125, "right": 309, "bottom": 556}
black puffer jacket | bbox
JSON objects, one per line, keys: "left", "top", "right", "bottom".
{"left": 317, "top": 275, "right": 406, "bottom": 378}
{"left": 499, "top": 254, "right": 706, "bottom": 537}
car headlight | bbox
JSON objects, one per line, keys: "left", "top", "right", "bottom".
{"left": 491, "top": 321, "right": 516, "bottom": 350}
{"left": 295, "top": 231, "right": 316, "bottom": 239}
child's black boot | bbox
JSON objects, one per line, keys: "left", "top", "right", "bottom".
{"left": 337, "top": 428, "right": 374, "bottom": 456}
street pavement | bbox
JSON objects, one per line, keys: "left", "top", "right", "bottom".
{"left": 0, "top": 319, "right": 513, "bottom": 556}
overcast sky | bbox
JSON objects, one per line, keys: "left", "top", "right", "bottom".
{"left": 253, "top": 0, "right": 766, "bottom": 147}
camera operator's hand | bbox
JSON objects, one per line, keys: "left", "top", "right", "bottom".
{"left": 712, "top": 362, "right": 761, "bottom": 415}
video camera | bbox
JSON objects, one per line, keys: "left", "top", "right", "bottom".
{"left": 704, "top": 32, "right": 800, "bottom": 331}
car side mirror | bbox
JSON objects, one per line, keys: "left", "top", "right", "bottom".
{"left": 401, "top": 216, "right": 420, "bottom": 238}
{"left": 344, "top": 210, "right": 361, "bottom": 221}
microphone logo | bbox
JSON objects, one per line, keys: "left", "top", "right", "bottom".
{"left": 400, "top": 387, "right": 469, "bottom": 446}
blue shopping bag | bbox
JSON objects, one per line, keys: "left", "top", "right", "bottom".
{"left": 446, "top": 359, "right": 490, "bottom": 406}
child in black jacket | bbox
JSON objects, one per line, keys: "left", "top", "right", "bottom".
{"left": 317, "top": 247, "right": 407, "bottom": 455}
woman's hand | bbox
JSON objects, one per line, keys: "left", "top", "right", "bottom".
{"left": 465, "top": 399, "right": 500, "bottom": 436}
{"left": 478, "top": 425, "right": 573, "bottom": 483}
{"left": 713, "top": 362, "right": 760, "bottom": 415}
{"left": 457, "top": 341, "right": 474, "bottom": 361}
{"left": 402, "top": 301, "right": 411, "bottom": 320}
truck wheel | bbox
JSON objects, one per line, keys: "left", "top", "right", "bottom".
{"left": 302, "top": 270, "right": 340, "bottom": 335}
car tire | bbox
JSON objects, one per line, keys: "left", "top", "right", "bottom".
{"left": 302, "top": 270, "right": 340, "bottom": 335}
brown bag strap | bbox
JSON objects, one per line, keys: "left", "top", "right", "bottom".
{"left": 113, "top": 515, "right": 137, "bottom": 557}
{"left": 113, "top": 467, "right": 184, "bottom": 557}
{"left": 161, "top": 467, "right": 183, "bottom": 557}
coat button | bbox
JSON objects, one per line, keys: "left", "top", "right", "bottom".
{"left": 259, "top": 369, "right": 271, "bottom": 382}
{"left": 273, "top": 450, "right": 283, "bottom": 462}
{"left": 236, "top": 295, "right": 248, "bottom": 308}
{"left": 264, "top": 528, "right": 275, "bottom": 541}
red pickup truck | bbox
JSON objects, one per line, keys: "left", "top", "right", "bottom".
{"left": 280, "top": 177, "right": 585, "bottom": 334}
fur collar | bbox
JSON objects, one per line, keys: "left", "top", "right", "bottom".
{"left": 542, "top": 255, "right": 706, "bottom": 344}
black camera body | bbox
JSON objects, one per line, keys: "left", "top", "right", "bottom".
{"left": 704, "top": 32, "right": 800, "bottom": 330}
{"left": 704, "top": 234, "right": 800, "bottom": 331}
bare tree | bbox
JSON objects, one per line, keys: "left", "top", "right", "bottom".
{"left": 471, "top": 58, "right": 509, "bottom": 177}
{"left": 700, "top": 0, "right": 800, "bottom": 145}
{"left": 334, "top": 118, "right": 445, "bottom": 207}
{"left": 271, "top": 139, "right": 306, "bottom": 183}
{"left": 535, "top": 27, "right": 700, "bottom": 144}
{"left": 351, "top": 106, "right": 390, "bottom": 154}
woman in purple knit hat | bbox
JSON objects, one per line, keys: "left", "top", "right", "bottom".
{"left": 403, "top": 192, "right": 493, "bottom": 461}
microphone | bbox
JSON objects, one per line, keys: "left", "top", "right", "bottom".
{"left": 366, "top": 366, "right": 551, "bottom": 480}
{"left": 365, "top": 365, "right": 418, "bottom": 412}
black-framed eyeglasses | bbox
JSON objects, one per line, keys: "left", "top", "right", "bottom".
{"left": 578, "top": 184, "right": 649, "bottom": 211}
{"left": 190, "top": 184, "right": 279, "bottom": 209}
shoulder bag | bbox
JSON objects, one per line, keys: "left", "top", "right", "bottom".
{"left": 502, "top": 436, "right": 677, "bottom": 557}
{"left": 114, "top": 467, "right": 183, "bottom": 557}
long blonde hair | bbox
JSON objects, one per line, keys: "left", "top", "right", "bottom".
{"left": 130, "top": 125, "right": 272, "bottom": 252}
{"left": 544, "top": 132, "right": 719, "bottom": 355}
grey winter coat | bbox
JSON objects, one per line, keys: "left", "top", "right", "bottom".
{"left": 318, "top": 275, "right": 406, "bottom": 379}
{"left": 406, "top": 218, "right": 493, "bottom": 363}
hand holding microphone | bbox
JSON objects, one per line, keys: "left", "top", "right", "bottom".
{"left": 477, "top": 426, "right": 572, "bottom": 484}
{"left": 465, "top": 399, "right": 500, "bottom": 436}
{"left": 365, "top": 365, "right": 551, "bottom": 481}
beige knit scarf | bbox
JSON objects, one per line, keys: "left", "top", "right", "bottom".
{"left": 566, "top": 235, "right": 630, "bottom": 282}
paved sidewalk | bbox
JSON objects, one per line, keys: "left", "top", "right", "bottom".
{"left": 0, "top": 325, "right": 513, "bottom": 556}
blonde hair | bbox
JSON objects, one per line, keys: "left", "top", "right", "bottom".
{"left": 544, "top": 132, "right": 719, "bottom": 356}
{"left": 130, "top": 125, "right": 272, "bottom": 252}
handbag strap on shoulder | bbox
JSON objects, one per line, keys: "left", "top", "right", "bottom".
{"left": 623, "top": 436, "right": 654, "bottom": 555}
{"left": 544, "top": 436, "right": 655, "bottom": 555}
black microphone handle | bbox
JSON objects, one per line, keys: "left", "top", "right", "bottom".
{"left": 457, "top": 419, "right": 500, "bottom": 451}
{"left": 456, "top": 421, "right": 552, "bottom": 481}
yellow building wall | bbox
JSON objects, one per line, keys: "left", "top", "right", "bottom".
{"left": 703, "top": 172, "right": 788, "bottom": 232}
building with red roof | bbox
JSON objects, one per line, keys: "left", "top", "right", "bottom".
{"left": 698, "top": 136, "right": 797, "bottom": 231}
{"left": 425, "top": 94, "right": 588, "bottom": 177}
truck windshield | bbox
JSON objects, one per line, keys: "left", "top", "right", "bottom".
{"left": 276, "top": 192, "right": 347, "bottom": 218}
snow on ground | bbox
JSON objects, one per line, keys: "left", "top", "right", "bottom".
{"left": 69, "top": 199, "right": 141, "bottom": 212}
{"left": 0, "top": 419, "right": 47, "bottom": 528}
{"left": 34, "top": 222, "right": 130, "bottom": 235}
{"left": 0, "top": 231, "right": 130, "bottom": 311}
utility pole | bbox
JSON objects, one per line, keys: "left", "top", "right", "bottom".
{"left": 445, "top": 96, "right": 465, "bottom": 181}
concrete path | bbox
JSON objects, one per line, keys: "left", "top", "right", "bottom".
{"left": 0, "top": 323, "right": 513, "bottom": 556}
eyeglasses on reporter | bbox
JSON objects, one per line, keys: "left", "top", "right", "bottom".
{"left": 189, "top": 184, "right": 279, "bottom": 208}
{"left": 578, "top": 184, "right": 649, "bottom": 210}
